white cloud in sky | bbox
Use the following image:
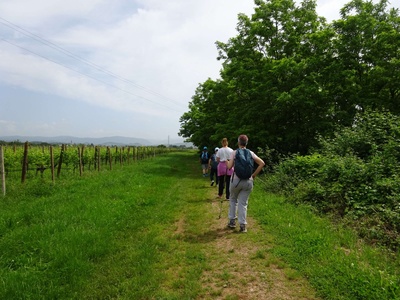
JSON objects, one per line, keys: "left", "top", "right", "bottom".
{"left": 0, "top": 0, "right": 398, "bottom": 142}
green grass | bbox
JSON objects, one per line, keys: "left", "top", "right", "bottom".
{"left": 250, "top": 185, "right": 400, "bottom": 300}
{"left": 1, "top": 151, "right": 399, "bottom": 299}
{"left": 1, "top": 152, "right": 204, "bottom": 299}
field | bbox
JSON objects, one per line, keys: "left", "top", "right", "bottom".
{"left": 0, "top": 151, "right": 399, "bottom": 299}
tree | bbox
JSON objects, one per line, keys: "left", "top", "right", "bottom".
{"left": 179, "top": 0, "right": 400, "bottom": 155}
{"left": 331, "top": 0, "right": 400, "bottom": 118}
{"left": 216, "top": 0, "right": 330, "bottom": 154}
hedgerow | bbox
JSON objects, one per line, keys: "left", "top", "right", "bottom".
{"left": 264, "top": 110, "right": 400, "bottom": 250}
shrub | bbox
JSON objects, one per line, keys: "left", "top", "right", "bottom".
{"left": 264, "top": 109, "right": 400, "bottom": 250}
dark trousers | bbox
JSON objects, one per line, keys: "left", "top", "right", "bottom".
{"left": 218, "top": 175, "right": 231, "bottom": 199}
{"left": 210, "top": 167, "right": 219, "bottom": 184}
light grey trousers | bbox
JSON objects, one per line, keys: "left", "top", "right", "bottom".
{"left": 228, "top": 176, "right": 254, "bottom": 225}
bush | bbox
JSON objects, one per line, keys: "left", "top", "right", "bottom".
{"left": 264, "top": 110, "right": 400, "bottom": 250}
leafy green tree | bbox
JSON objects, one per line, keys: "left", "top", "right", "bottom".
{"left": 179, "top": 0, "right": 400, "bottom": 156}
{"left": 331, "top": 0, "right": 400, "bottom": 119}
{"left": 178, "top": 79, "right": 233, "bottom": 149}
{"left": 216, "top": 0, "right": 331, "bottom": 154}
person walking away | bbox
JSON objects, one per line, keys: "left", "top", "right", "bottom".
{"left": 199, "top": 146, "right": 210, "bottom": 177}
{"left": 226, "top": 135, "right": 265, "bottom": 233}
{"left": 209, "top": 147, "right": 219, "bottom": 186}
{"left": 216, "top": 138, "right": 234, "bottom": 200}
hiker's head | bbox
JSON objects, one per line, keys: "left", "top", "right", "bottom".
{"left": 203, "top": 146, "right": 207, "bottom": 151}
{"left": 221, "top": 138, "right": 228, "bottom": 146}
{"left": 215, "top": 147, "right": 219, "bottom": 152}
{"left": 238, "top": 135, "right": 248, "bottom": 147}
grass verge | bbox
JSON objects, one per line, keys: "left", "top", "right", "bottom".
{"left": 250, "top": 183, "right": 400, "bottom": 300}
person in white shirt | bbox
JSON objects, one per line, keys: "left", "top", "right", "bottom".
{"left": 216, "top": 138, "right": 234, "bottom": 200}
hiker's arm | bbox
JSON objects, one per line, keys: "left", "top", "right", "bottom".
{"left": 226, "top": 151, "right": 235, "bottom": 169}
{"left": 252, "top": 155, "right": 265, "bottom": 179}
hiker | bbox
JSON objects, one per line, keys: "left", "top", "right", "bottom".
{"left": 199, "top": 146, "right": 210, "bottom": 177}
{"left": 226, "top": 134, "right": 265, "bottom": 233}
{"left": 216, "top": 138, "right": 234, "bottom": 200}
{"left": 209, "top": 147, "right": 219, "bottom": 186}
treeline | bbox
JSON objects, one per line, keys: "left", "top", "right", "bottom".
{"left": 179, "top": 0, "right": 399, "bottom": 155}
{"left": 178, "top": 0, "right": 400, "bottom": 250}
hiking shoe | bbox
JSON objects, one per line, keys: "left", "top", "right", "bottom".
{"left": 228, "top": 219, "right": 236, "bottom": 228}
{"left": 211, "top": 180, "right": 214, "bottom": 186}
{"left": 239, "top": 224, "right": 247, "bottom": 233}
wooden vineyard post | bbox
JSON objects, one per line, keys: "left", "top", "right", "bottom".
{"left": 97, "top": 147, "right": 101, "bottom": 172}
{"left": 57, "top": 144, "right": 64, "bottom": 178}
{"left": 78, "top": 147, "right": 83, "bottom": 176}
{"left": 0, "top": 145, "right": 5, "bottom": 196}
{"left": 120, "top": 147, "right": 123, "bottom": 166}
{"left": 107, "top": 147, "right": 112, "bottom": 170}
{"left": 50, "top": 146, "right": 55, "bottom": 183}
{"left": 127, "top": 147, "right": 131, "bottom": 164}
{"left": 21, "top": 141, "right": 29, "bottom": 183}
{"left": 94, "top": 146, "right": 97, "bottom": 171}
{"left": 105, "top": 147, "right": 109, "bottom": 166}
{"left": 81, "top": 145, "right": 85, "bottom": 172}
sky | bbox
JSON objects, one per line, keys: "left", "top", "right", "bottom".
{"left": 0, "top": 0, "right": 398, "bottom": 143}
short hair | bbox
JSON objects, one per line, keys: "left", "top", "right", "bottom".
{"left": 238, "top": 134, "right": 248, "bottom": 146}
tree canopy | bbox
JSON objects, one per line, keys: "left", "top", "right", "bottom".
{"left": 179, "top": 0, "right": 400, "bottom": 155}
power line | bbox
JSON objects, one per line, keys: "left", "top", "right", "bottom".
{"left": 0, "top": 38, "right": 182, "bottom": 112}
{"left": 0, "top": 16, "right": 184, "bottom": 109}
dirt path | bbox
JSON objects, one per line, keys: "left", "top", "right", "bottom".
{"left": 191, "top": 185, "right": 320, "bottom": 300}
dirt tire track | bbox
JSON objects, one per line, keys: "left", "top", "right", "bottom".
{"left": 192, "top": 186, "right": 320, "bottom": 300}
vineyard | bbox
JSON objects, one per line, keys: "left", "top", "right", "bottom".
{"left": 0, "top": 142, "right": 172, "bottom": 195}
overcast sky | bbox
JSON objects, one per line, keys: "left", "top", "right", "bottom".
{"left": 0, "top": 0, "right": 398, "bottom": 143}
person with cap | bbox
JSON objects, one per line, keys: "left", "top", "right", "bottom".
{"left": 199, "top": 146, "right": 210, "bottom": 177}
{"left": 226, "top": 134, "right": 265, "bottom": 233}
{"left": 216, "top": 138, "right": 234, "bottom": 200}
{"left": 208, "top": 147, "right": 219, "bottom": 186}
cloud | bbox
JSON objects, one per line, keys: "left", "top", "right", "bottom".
{"left": 1, "top": 0, "right": 397, "bottom": 140}
{"left": 0, "top": 119, "right": 17, "bottom": 133}
{"left": 0, "top": 1, "right": 253, "bottom": 119}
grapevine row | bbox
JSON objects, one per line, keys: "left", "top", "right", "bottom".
{"left": 1, "top": 142, "right": 171, "bottom": 184}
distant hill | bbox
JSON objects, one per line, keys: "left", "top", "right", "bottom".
{"left": 0, "top": 135, "right": 192, "bottom": 147}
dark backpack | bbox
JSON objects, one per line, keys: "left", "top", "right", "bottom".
{"left": 210, "top": 154, "right": 218, "bottom": 168}
{"left": 201, "top": 151, "right": 209, "bottom": 162}
{"left": 234, "top": 148, "right": 254, "bottom": 179}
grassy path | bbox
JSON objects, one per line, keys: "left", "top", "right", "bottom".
{"left": 80, "top": 151, "right": 399, "bottom": 300}
{"left": 185, "top": 185, "right": 320, "bottom": 299}
{"left": 1, "top": 151, "right": 398, "bottom": 299}
{"left": 80, "top": 151, "right": 319, "bottom": 299}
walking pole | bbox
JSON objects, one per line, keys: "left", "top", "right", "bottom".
{"left": 218, "top": 198, "right": 223, "bottom": 219}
